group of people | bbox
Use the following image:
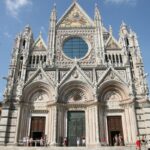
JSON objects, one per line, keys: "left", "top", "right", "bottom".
{"left": 63, "top": 136, "right": 86, "bottom": 146}
{"left": 22, "top": 136, "right": 47, "bottom": 146}
{"left": 113, "top": 134, "right": 123, "bottom": 146}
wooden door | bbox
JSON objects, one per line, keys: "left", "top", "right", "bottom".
{"left": 107, "top": 116, "right": 124, "bottom": 146}
{"left": 30, "top": 117, "right": 45, "bottom": 140}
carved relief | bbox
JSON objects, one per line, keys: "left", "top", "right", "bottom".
{"left": 31, "top": 91, "right": 49, "bottom": 102}
{"left": 84, "top": 70, "right": 93, "bottom": 81}
{"left": 103, "top": 71, "right": 122, "bottom": 83}
{"left": 96, "top": 70, "right": 104, "bottom": 80}
{"left": 117, "top": 70, "right": 127, "bottom": 82}
{"left": 59, "top": 71, "right": 68, "bottom": 80}
{"left": 104, "top": 91, "right": 121, "bottom": 101}
{"left": 47, "top": 71, "right": 55, "bottom": 81}
{"left": 64, "top": 89, "right": 87, "bottom": 103}
{"left": 103, "top": 91, "right": 122, "bottom": 109}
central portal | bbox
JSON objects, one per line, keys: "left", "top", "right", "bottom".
{"left": 67, "top": 111, "right": 85, "bottom": 146}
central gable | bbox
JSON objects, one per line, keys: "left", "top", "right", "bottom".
{"left": 57, "top": 2, "right": 94, "bottom": 28}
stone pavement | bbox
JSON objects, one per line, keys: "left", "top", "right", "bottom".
{"left": 0, "top": 146, "right": 148, "bottom": 150}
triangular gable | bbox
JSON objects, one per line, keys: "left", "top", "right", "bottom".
{"left": 105, "top": 35, "right": 121, "bottom": 50}
{"left": 24, "top": 67, "right": 54, "bottom": 88}
{"left": 32, "top": 34, "right": 47, "bottom": 51}
{"left": 97, "top": 66, "right": 127, "bottom": 86}
{"left": 59, "top": 63, "right": 94, "bottom": 88}
{"left": 57, "top": 2, "right": 94, "bottom": 28}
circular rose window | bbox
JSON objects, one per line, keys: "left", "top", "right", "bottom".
{"left": 63, "top": 37, "right": 88, "bottom": 59}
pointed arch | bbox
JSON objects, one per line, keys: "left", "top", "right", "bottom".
{"left": 58, "top": 80, "right": 94, "bottom": 103}
{"left": 23, "top": 81, "right": 55, "bottom": 103}
{"left": 98, "top": 80, "right": 129, "bottom": 102}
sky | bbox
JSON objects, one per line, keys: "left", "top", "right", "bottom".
{"left": 0, "top": 0, "right": 150, "bottom": 101}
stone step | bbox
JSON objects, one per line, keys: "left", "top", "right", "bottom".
{"left": 0, "top": 146, "right": 149, "bottom": 150}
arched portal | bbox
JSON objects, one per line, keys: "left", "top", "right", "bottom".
{"left": 18, "top": 81, "right": 55, "bottom": 145}
{"left": 97, "top": 80, "right": 134, "bottom": 146}
{"left": 57, "top": 81, "right": 94, "bottom": 146}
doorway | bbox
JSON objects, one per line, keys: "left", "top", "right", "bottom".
{"left": 107, "top": 116, "right": 124, "bottom": 146}
{"left": 67, "top": 111, "right": 85, "bottom": 146}
{"left": 30, "top": 117, "right": 46, "bottom": 140}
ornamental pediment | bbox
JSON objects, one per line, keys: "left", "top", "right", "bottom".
{"left": 59, "top": 63, "right": 93, "bottom": 88}
{"left": 24, "top": 67, "right": 55, "bottom": 88}
{"left": 105, "top": 36, "right": 121, "bottom": 50}
{"left": 97, "top": 67, "right": 127, "bottom": 86}
{"left": 32, "top": 34, "right": 47, "bottom": 51}
{"left": 57, "top": 2, "right": 94, "bottom": 28}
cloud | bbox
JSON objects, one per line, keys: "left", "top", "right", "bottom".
{"left": 3, "top": 32, "right": 12, "bottom": 38}
{"left": 5, "top": 0, "right": 32, "bottom": 18}
{"left": 104, "top": 0, "right": 137, "bottom": 6}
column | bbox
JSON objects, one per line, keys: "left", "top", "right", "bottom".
{"left": 14, "top": 103, "right": 21, "bottom": 144}
{"left": 129, "top": 103, "right": 138, "bottom": 143}
{"left": 86, "top": 105, "right": 100, "bottom": 146}
{"left": 48, "top": 105, "right": 57, "bottom": 146}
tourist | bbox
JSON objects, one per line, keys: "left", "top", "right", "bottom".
{"left": 113, "top": 134, "right": 119, "bottom": 146}
{"left": 40, "top": 137, "right": 44, "bottom": 146}
{"left": 63, "top": 137, "right": 67, "bottom": 146}
{"left": 82, "top": 137, "right": 85, "bottom": 146}
{"left": 77, "top": 137, "right": 80, "bottom": 146}
{"left": 118, "top": 134, "right": 123, "bottom": 146}
{"left": 29, "top": 137, "right": 33, "bottom": 146}
{"left": 23, "top": 137, "right": 26, "bottom": 146}
{"left": 26, "top": 136, "right": 29, "bottom": 146}
{"left": 136, "top": 136, "right": 141, "bottom": 150}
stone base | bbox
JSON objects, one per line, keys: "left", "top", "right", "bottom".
{"left": 0, "top": 146, "right": 148, "bottom": 150}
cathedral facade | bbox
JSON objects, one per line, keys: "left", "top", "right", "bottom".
{"left": 0, "top": 1, "right": 150, "bottom": 147}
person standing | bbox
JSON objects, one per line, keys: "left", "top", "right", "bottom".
{"left": 118, "top": 134, "right": 123, "bottom": 146}
{"left": 77, "top": 137, "right": 80, "bottom": 146}
{"left": 40, "top": 137, "right": 44, "bottom": 146}
{"left": 136, "top": 136, "right": 141, "bottom": 150}
{"left": 113, "top": 134, "right": 119, "bottom": 146}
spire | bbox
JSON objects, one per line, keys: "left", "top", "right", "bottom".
{"left": 72, "top": 0, "right": 77, "bottom": 3}
{"left": 94, "top": 3, "right": 101, "bottom": 21}
{"left": 120, "top": 21, "right": 129, "bottom": 36}
{"left": 109, "top": 25, "right": 113, "bottom": 35}
{"left": 50, "top": 3, "right": 57, "bottom": 21}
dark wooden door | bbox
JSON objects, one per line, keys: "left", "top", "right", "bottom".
{"left": 67, "top": 111, "right": 85, "bottom": 146}
{"left": 107, "top": 116, "right": 124, "bottom": 146}
{"left": 30, "top": 117, "right": 45, "bottom": 140}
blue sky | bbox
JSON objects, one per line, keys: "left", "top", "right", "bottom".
{"left": 0, "top": 0, "right": 150, "bottom": 100}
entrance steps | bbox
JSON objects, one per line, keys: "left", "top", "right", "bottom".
{"left": 0, "top": 146, "right": 148, "bottom": 150}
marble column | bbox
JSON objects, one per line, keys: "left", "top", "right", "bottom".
{"left": 14, "top": 103, "right": 21, "bottom": 144}
{"left": 48, "top": 105, "right": 57, "bottom": 145}
{"left": 86, "top": 105, "right": 100, "bottom": 146}
{"left": 129, "top": 103, "right": 138, "bottom": 143}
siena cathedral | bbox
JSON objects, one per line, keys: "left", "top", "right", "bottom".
{"left": 0, "top": 1, "right": 150, "bottom": 147}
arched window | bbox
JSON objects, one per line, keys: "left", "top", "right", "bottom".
{"left": 44, "top": 55, "right": 46, "bottom": 62}
{"left": 125, "top": 37, "right": 129, "bottom": 46}
{"left": 105, "top": 54, "right": 108, "bottom": 62}
{"left": 116, "top": 55, "right": 119, "bottom": 63}
{"left": 109, "top": 54, "right": 112, "bottom": 62}
{"left": 120, "top": 54, "right": 123, "bottom": 64}
{"left": 36, "top": 56, "right": 39, "bottom": 64}
{"left": 23, "top": 40, "right": 26, "bottom": 48}
{"left": 112, "top": 54, "right": 115, "bottom": 63}
{"left": 29, "top": 56, "right": 32, "bottom": 65}
{"left": 33, "top": 56, "right": 35, "bottom": 64}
